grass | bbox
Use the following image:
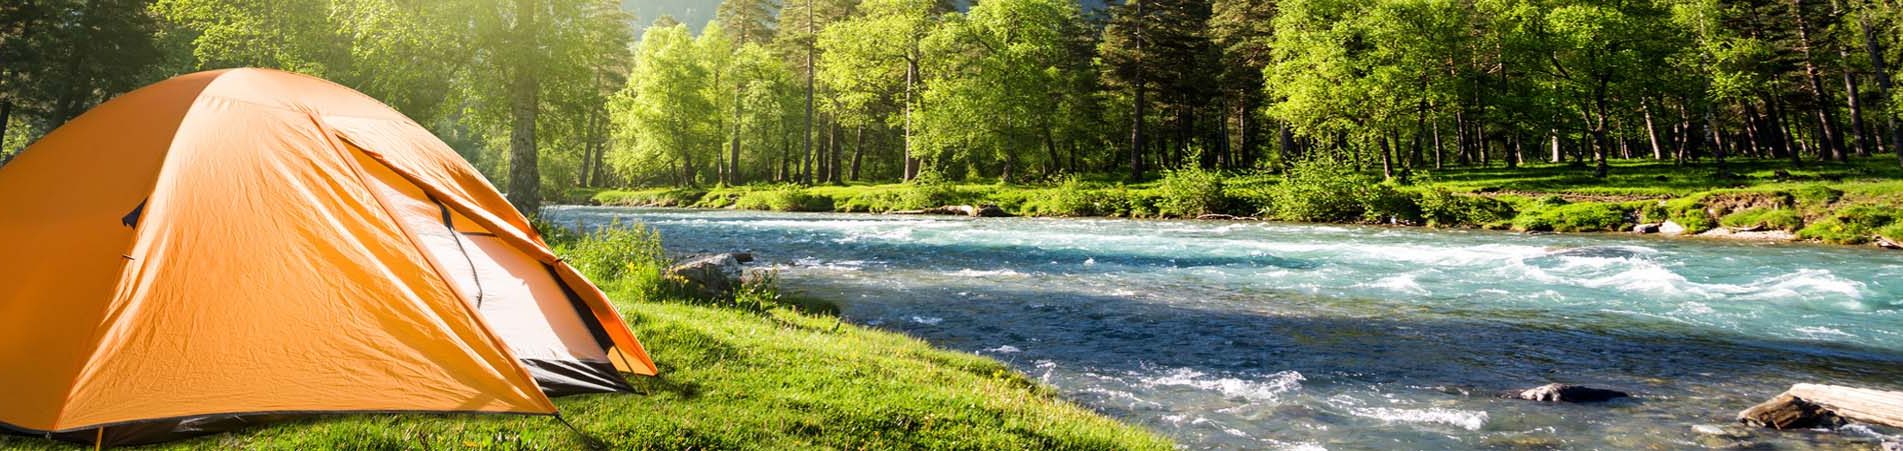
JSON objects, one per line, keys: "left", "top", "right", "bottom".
{"left": 0, "top": 225, "right": 1169, "bottom": 450}
{"left": 587, "top": 156, "right": 1903, "bottom": 245}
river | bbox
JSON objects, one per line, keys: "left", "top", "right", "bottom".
{"left": 546, "top": 206, "right": 1903, "bottom": 450}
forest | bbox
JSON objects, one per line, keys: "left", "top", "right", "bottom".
{"left": 4, "top": 0, "right": 1903, "bottom": 209}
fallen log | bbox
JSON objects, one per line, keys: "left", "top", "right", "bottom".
{"left": 1739, "top": 384, "right": 1903, "bottom": 430}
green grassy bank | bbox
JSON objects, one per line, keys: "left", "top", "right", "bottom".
{"left": 592, "top": 156, "right": 1903, "bottom": 246}
{"left": 0, "top": 226, "right": 1169, "bottom": 450}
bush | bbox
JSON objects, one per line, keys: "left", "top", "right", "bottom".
{"left": 1798, "top": 205, "right": 1902, "bottom": 244}
{"left": 1361, "top": 183, "right": 1422, "bottom": 224}
{"left": 1790, "top": 184, "right": 1845, "bottom": 208}
{"left": 555, "top": 222, "right": 682, "bottom": 303}
{"left": 1270, "top": 156, "right": 1379, "bottom": 222}
{"left": 1156, "top": 168, "right": 1229, "bottom": 217}
{"left": 1417, "top": 189, "right": 1517, "bottom": 228}
{"left": 1658, "top": 196, "right": 1716, "bottom": 234}
{"left": 1512, "top": 202, "right": 1633, "bottom": 232}
{"left": 594, "top": 188, "right": 706, "bottom": 207}
{"left": 898, "top": 177, "right": 969, "bottom": 210}
{"left": 735, "top": 185, "right": 835, "bottom": 212}
{"left": 1720, "top": 207, "right": 1804, "bottom": 231}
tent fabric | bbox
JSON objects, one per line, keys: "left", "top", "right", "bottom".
{"left": 0, "top": 68, "right": 654, "bottom": 446}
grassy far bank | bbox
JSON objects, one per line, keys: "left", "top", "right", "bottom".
{"left": 589, "top": 156, "right": 1903, "bottom": 246}
{"left": 0, "top": 226, "right": 1169, "bottom": 450}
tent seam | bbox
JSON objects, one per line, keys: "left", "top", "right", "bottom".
{"left": 51, "top": 71, "right": 229, "bottom": 432}
{"left": 303, "top": 113, "right": 558, "bottom": 413}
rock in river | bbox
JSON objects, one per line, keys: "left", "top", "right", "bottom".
{"left": 1659, "top": 220, "right": 1687, "bottom": 236}
{"left": 1508, "top": 383, "right": 1632, "bottom": 403}
{"left": 667, "top": 253, "right": 748, "bottom": 298}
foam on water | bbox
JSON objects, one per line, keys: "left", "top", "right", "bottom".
{"left": 1346, "top": 407, "right": 1490, "bottom": 431}
{"left": 1141, "top": 368, "right": 1305, "bottom": 403}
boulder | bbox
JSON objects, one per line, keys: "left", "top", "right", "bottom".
{"left": 1876, "top": 236, "right": 1902, "bottom": 250}
{"left": 1885, "top": 441, "right": 1902, "bottom": 451}
{"left": 1507, "top": 383, "right": 1632, "bottom": 403}
{"left": 1197, "top": 214, "right": 1239, "bottom": 220}
{"left": 666, "top": 253, "right": 747, "bottom": 298}
{"left": 1659, "top": 220, "right": 1687, "bottom": 236}
{"left": 1633, "top": 223, "right": 1662, "bottom": 234}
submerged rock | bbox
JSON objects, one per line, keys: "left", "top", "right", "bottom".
{"left": 666, "top": 253, "right": 748, "bottom": 298}
{"left": 1507, "top": 383, "right": 1632, "bottom": 403}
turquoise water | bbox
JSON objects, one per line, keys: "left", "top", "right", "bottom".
{"left": 547, "top": 207, "right": 1903, "bottom": 450}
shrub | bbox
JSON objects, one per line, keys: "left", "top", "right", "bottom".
{"left": 1361, "top": 183, "right": 1422, "bottom": 224}
{"left": 594, "top": 188, "right": 707, "bottom": 207}
{"left": 1512, "top": 202, "right": 1633, "bottom": 232}
{"left": 1417, "top": 189, "right": 1517, "bottom": 228}
{"left": 1156, "top": 168, "right": 1229, "bottom": 217}
{"left": 1270, "top": 156, "right": 1378, "bottom": 222}
{"left": 1658, "top": 196, "right": 1716, "bottom": 234}
{"left": 1720, "top": 207, "right": 1804, "bottom": 231}
{"left": 555, "top": 222, "right": 682, "bottom": 303}
{"left": 1790, "top": 184, "right": 1845, "bottom": 208}
{"left": 735, "top": 185, "right": 835, "bottom": 212}
{"left": 1798, "top": 205, "right": 1902, "bottom": 244}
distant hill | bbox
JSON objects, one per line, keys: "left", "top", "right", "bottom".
{"left": 627, "top": 0, "right": 1110, "bottom": 35}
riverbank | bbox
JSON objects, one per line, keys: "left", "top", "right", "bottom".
{"left": 0, "top": 226, "right": 1169, "bottom": 450}
{"left": 586, "top": 157, "right": 1903, "bottom": 248}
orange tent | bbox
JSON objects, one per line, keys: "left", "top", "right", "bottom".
{"left": 0, "top": 68, "right": 656, "bottom": 446}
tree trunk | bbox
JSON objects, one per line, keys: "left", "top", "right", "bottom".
{"left": 850, "top": 125, "right": 864, "bottom": 181}
{"left": 730, "top": 87, "right": 744, "bottom": 185}
{"left": 49, "top": 0, "right": 102, "bottom": 126}
{"left": 903, "top": 57, "right": 920, "bottom": 181}
{"left": 1644, "top": 102, "right": 1665, "bottom": 160}
{"left": 1127, "top": 0, "right": 1146, "bottom": 180}
{"left": 802, "top": 2, "right": 816, "bottom": 185}
{"left": 503, "top": 0, "right": 542, "bottom": 214}
{"left": 1790, "top": 0, "right": 1847, "bottom": 162}
{"left": 1859, "top": 7, "right": 1903, "bottom": 167}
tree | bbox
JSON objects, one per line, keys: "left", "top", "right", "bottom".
{"left": 613, "top": 22, "right": 717, "bottom": 186}
{"left": 917, "top": 0, "right": 1086, "bottom": 181}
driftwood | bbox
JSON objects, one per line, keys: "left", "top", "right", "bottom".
{"left": 1739, "top": 384, "right": 1903, "bottom": 430}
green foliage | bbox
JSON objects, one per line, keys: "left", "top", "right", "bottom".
{"left": 735, "top": 185, "right": 836, "bottom": 212}
{"left": 1270, "top": 155, "right": 1381, "bottom": 222}
{"left": 553, "top": 222, "right": 683, "bottom": 304}
{"left": 1798, "top": 206, "right": 1903, "bottom": 244}
{"left": 1661, "top": 197, "right": 1718, "bottom": 234}
{"left": 1512, "top": 202, "right": 1634, "bottom": 233}
{"left": 1720, "top": 208, "right": 1804, "bottom": 231}
{"left": 1156, "top": 168, "right": 1228, "bottom": 217}
{"left": 593, "top": 188, "right": 707, "bottom": 207}
{"left": 1418, "top": 189, "right": 1517, "bottom": 228}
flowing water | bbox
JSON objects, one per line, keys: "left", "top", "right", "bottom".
{"left": 547, "top": 206, "right": 1903, "bottom": 450}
